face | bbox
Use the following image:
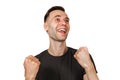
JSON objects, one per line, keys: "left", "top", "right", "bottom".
{"left": 44, "top": 10, "right": 70, "bottom": 42}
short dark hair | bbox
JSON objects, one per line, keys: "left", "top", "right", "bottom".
{"left": 44, "top": 6, "right": 65, "bottom": 22}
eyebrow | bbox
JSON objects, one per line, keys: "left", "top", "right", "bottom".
{"left": 54, "top": 15, "right": 70, "bottom": 20}
{"left": 54, "top": 15, "right": 61, "bottom": 18}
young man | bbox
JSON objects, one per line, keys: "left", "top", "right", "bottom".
{"left": 23, "top": 6, "right": 99, "bottom": 80}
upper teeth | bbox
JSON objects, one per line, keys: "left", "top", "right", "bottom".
{"left": 58, "top": 29, "right": 66, "bottom": 32}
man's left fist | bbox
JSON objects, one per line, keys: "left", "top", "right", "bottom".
{"left": 74, "top": 47, "right": 93, "bottom": 69}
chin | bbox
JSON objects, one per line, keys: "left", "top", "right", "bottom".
{"left": 57, "top": 38, "right": 67, "bottom": 42}
{"left": 57, "top": 40, "right": 66, "bottom": 42}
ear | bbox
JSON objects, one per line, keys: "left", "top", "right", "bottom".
{"left": 44, "top": 22, "right": 48, "bottom": 32}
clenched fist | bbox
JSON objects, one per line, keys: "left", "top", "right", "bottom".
{"left": 23, "top": 55, "right": 40, "bottom": 80}
{"left": 74, "top": 47, "right": 93, "bottom": 69}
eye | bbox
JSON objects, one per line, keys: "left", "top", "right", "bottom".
{"left": 64, "top": 19, "right": 69, "bottom": 23}
{"left": 55, "top": 18, "right": 60, "bottom": 22}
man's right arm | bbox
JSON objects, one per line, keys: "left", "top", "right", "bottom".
{"left": 23, "top": 55, "right": 40, "bottom": 80}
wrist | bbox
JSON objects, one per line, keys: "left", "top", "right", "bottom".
{"left": 84, "top": 62, "right": 95, "bottom": 72}
{"left": 84, "top": 64, "right": 99, "bottom": 80}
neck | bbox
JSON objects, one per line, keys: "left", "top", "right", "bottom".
{"left": 48, "top": 39, "right": 68, "bottom": 56}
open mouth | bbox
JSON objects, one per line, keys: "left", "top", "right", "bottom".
{"left": 57, "top": 28, "right": 67, "bottom": 34}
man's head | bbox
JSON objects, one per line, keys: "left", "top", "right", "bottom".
{"left": 44, "top": 6, "right": 70, "bottom": 42}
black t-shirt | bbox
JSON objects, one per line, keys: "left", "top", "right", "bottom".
{"left": 35, "top": 47, "right": 97, "bottom": 80}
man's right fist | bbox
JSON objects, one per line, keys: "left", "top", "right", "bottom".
{"left": 23, "top": 55, "right": 40, "bottom": 80}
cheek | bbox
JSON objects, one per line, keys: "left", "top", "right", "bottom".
{"left": 67, "top": 25, "right": 70, "bottom": 31}
{"left": 48, "top": 25, "right": 55, "bottom": 34}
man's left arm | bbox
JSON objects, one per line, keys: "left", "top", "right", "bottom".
{"left": 74, "top": 47, "right": 99, "bottom": 80}
{"left": 83, "top": 64, "right": 98, "bottom": 80}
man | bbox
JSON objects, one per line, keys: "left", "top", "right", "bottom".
{"left": 23, "top": 6, "right": 99, "bottom": 80}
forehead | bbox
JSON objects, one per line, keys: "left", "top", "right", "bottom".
{"left": 49, "top": 10, "right": 68, "bottom": 18}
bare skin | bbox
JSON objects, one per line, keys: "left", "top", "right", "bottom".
{"left": 23, "top": 10, "right": 99, "bottom": 80}
{"left": 23, "top": 55, "right": 40, "bottom": 80}
{"left": 74, "top": 47, "right": 99, "bottom": 80}
{"left": 44, "top": 10, "right": 70, "bottom": 56}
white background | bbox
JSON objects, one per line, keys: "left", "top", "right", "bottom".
{"left": 0, "top": 0, "right": 120, "bottom": 80}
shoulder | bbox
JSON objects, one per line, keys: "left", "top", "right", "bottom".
{"left": 35, "top": 49, "right": 48, "bottom": 61}
{"left": 68, "top": 47, "right": 77, "bottom": 55}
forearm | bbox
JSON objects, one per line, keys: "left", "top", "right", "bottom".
{"left": 24, "top": 71, "right": 37, "bottom": 80}
{"left": 25, "top": 76, "right": 36, "bottom": 80}
{"left": 24, "top": 73, "right": 36, "bottom": 80}
{"left": 84, "top": 64, "right": 99, "bottom": 80}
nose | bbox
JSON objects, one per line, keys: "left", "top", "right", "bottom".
{"left": 60, "top": 19, "right": 66, "bottom": 25}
